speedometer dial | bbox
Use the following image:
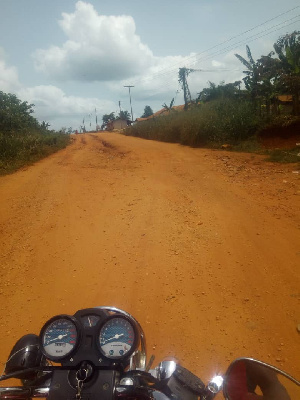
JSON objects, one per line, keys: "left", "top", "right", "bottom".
{"left": 40, "top": 316, "right": 79, "bottom": 360}
{"left": 99, "top": 317, "right": 136, "bottom": 359}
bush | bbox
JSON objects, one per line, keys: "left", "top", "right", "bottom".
{"left": 266, "top": 147, "right": 300, "bottom": 163}
{"left": 0, "top": 90, "right": 72, "bottom": 174}
{"left": 126, "top": 99, "right": 261, "bottom": 146}
{"left": 0, "top": 132, "right": 71, "bottom": 174}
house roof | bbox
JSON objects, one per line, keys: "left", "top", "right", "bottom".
{"left": 136, "top": 104, "right": 185, "bottom": 122}
{"left": 277, "top": 95, "right": 293, "bottom": 102}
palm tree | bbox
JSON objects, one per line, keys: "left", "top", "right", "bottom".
{"left": 41, "top": 121, "right": 50, "bottom": 131}
{"left": 162, "top": 98, "right": 175, "bottom": 112}
{"left": 236, "top": 45, "right": 281, "bottom": 115}
{"left": 235, "top": 46, "right": 260, "bottom": 102}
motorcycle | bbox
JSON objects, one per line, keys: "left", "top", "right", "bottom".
{"left": 0, "top": 306, "right": 299, "bottom": 399}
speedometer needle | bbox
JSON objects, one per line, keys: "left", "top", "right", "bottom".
{"left": 102, "top": 333, "right": 124, "bottom": 344}
{"left": 48, "top": 334, "right": 68, "bottom": 342}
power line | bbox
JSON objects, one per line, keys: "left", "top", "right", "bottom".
{"left": 138, "top": 16, "right": 300, "bottom": 102}
{"left": 130, "top": 7, "right": 300, "bottom": 87}
{"left": 122, "top": 7, "right": 300, "bottom": 115}
{"left": 166, "top": 7, "right": 300, "bottom": 71}
{"left": 130, "top": 14, "right": 299, "bottom": 100}
{"left": 186, "top": 14, "right": 300, "bottom": 68}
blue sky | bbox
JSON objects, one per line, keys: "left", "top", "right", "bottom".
{"left": 0, "top": 0, "right": 299, "bottom": 130}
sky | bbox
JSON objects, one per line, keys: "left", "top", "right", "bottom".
{"left": 0, "top": 0, "right": 299, "bottom": 131}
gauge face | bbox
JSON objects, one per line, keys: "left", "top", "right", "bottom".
{"left": 41, "top": 317, "right": 78, "bottom": 360}
{"left": 99, "top": 317, "right": 135, "bottom": 359}
{"left": 81, "top": 315, "right": 100, "bottom": 328}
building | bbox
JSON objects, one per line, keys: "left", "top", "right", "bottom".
{"left": 106, "top": 118, "right": 129, "bottom": 131}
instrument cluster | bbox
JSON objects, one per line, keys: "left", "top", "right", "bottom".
{"left": 39, "top": 308, "right": 139, "bottom": 367}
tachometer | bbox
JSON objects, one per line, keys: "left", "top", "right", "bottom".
{"left": 99, "top": 317, "right": 137, "bottom": 359}
{"left": 40, "top": 315, "right": 80, "bottom": 361}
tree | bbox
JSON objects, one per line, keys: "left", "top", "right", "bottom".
{"left": 0, "top": 91, "right": 38, "bottom": 133}
{"left": 101, "top": 112, "right": 115, "bottom": 129}
{"left": 102, "top": 113, "right": 115, "bottom": 124}
{"left": 235, "top": 45, "right": 279, "bottom": 115}
{"left": 140, "top": 106, "right": 153, "bottom": 118}
{"left": 255, "top": 53, "right": 281, "bottom": 115}
{"left": 198, "top": 81, "right": 241, "bottom": 102}
{"left": 273, "top": 31, "right": 300, "bottom": 115}
{"left": 236, "top": 34, "right": 300, "bottom": 116}
{"left": 119, "top": 110, "right": 131, "bottom": 120}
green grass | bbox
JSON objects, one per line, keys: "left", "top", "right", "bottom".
{"left": 0, "top": 131, "right": 71, "bottom": 175}
{"left": 125, "top": 99, "right": 300, "bottom": 164}
{"left": 265, "top": 147, "right": 300, "bottom": 164}
{"left": 126, "top": 99, "right": 261, "bottom": 146}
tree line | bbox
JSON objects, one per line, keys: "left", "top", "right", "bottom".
{"left": 197, "top": 31, "right": 300, "bottom": 116}
{"left": 101, "top": 106, "right": 154, "bottom": 129}
{"left": 125, "top": 31, "right": 300, "bottom": 157}
{"left": 0, "top": 91, "right": 55, "bottom": 134}
{"left": 0, "top": 91, "right": 70, "bottom": 174}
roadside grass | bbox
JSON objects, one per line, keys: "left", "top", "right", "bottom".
{"left": 125, "top": 99, "right": 300, "bottom": 165}
{"left": 0, "top": 131, "right": 71, "bottom": 175}
{"left": 126, "top": 99, "right": 261, "bottom": 146}
{"left": 265, "top": 147, "right": 300, "bottom": 164}
{"left": 220, "top": 141, "right": 300, "bottom": 165}
{"left": 232, "top": 137, "right": 260, "bottom": 152}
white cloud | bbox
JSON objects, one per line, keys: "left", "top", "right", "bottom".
{"left": 212, "top": 60, "right": 225, "bottom": 68}
{"left": 31, "top": 1, "right": 247, "bottom": 110}
{"left": 1, "top": 1, "right": 254, "bottom": 129}
{"left": 33, "top": 1, "right": 155, "bottom": 82}
{"left": 32, "top": 1, "right": 210, "bottom": 90}
{"left": 0, "top": 48, "right": 21, "bottom": 92}
{"left": 18, "top": 85, "right": 115, "bottom": 129}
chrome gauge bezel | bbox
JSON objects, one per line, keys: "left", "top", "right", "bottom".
{"left": 98, "top": 315, "right": 139, "bottom": 360}
{"left": 39, "top": 315, "right": 81, "bottom": 361}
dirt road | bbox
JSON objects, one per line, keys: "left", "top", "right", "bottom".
{"left": 0, "top": 132, "right": 299, "bottom": 381}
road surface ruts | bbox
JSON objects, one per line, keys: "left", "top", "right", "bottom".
{"left": 0, "top": 132, "right": 299, "bottom": 382}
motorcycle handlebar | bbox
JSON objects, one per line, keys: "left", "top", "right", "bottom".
{"left": 0, "top": 386, "right": 49, "bottom": 399}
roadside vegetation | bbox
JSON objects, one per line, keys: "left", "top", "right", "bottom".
{"left": 0, "top": 91, "right": 71, "bottom": 174}
{"left": 125, "top": 31, "right": 300, "bottom": 164}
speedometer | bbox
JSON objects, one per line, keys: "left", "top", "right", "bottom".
{"left": 99, "top": 317, "right": 137, "bottom": 359}
{"left": 40, "top": 315, "right": 80, "bottom": 361}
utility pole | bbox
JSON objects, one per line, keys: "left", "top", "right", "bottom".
{"left": 179, "top": 68, "right": 193, "bottom": 110}
{"left": 124, "top": 85, "right": 134, "bottom": 122}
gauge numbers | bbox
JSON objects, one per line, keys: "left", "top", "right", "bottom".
{"left": 42, "top": 317, "right": 78, "bottom": 359}
{"left": 99, "top": 317, "right": 135, "bottom": 359}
